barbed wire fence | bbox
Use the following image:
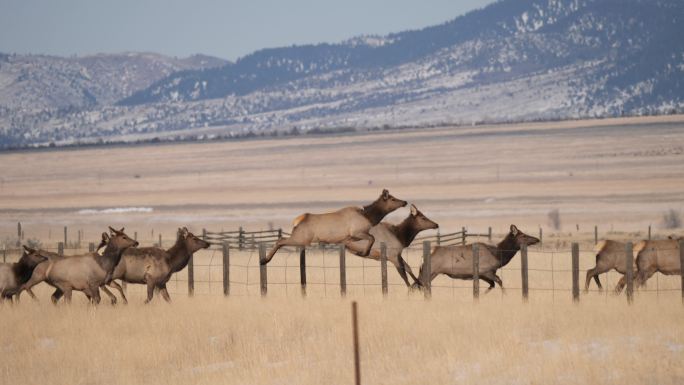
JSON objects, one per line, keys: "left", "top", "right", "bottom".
{"left": 2, "top": 225, "right": 683, "bottom": 303}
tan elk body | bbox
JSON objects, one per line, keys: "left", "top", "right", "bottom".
{"left": 0, "top": 246, "right": 46, "bottom": 301}
{"left": 262, "top": 189, "right": 407, "bottom": 264}
{"left": 45, "top": 227, "right": 138, "bottom": 304}
{"left": 585, "top": 240, "right": 637, "bottom": 292}
{"left": 634, "top": 238, "right": 681, "bottom": 287}
{"left": 414, "top": 225, "right": 539, "bottom": 290}
{"left": 345, "top": 204, "right": 438, "bottom": 286}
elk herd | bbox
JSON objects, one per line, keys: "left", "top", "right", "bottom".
{"left": 0, "top": 189, "right": 681, "bottom": 304}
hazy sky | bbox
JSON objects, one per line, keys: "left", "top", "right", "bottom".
{"left": 0, "top": 0, "right": 496, "bottom": 60}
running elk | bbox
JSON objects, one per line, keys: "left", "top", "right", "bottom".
{"left": 413, "top": 225, "right": 539, "bottom": 291}
{"left": 633, "top": 238, "right": 681, "bottom": 288}
{"left": 108, "top": 227, "right": 210, "bottom": 303}
{"left": 261, "top": 189, "right": 407, "bottom": 265}
{"left": 585, "top": 240, "right": 637, "bottom": 292}
{"left": 45, "top": 227, "right": 138, "bottom": 304}
{"left": 0, "top": 246, "right": 47, "bottom": 302}
{"left": 345, "top": 204, "right": 438, "bottom": 286}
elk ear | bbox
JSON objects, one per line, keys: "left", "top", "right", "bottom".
{"left": 23, "top": 245, "right": 35, "bottom": 253}
{"left": 510, "top": 225, "right": 519, "bottom": 235}
{"left": 101, "top": 232, "right": 109, "bottom": 241}
{"left": 410, "top": 204, "right": 418, "bottom": 216}
{"left": 382, "top": 189, "right": 389, "bottom": 199}
{"left": 108, "top": 226, "right": 117, "bottom": 235}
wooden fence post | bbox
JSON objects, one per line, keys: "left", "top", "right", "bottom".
{"left": 488, "top": 226, "right": 492, "bottom": 242}
{"left": 64, "top": 226, "right": 67, "bottom": 246}
{"left": 625, "top": 242, "right": 634, "bottom": 304}
{"left": 473, "top": 244, "right": 480, "bottom": 301}
{"left": 648, "top": 225, "right": 651, "bottom": 240}
{"left": 436, "top": 230, "right": 441, "bottom": 246}
{"left": 299, "top": 247, "right": 306, "bottom": 297}
{"left": 594, "top": 225, "right": 598, "bottom": 245}
{"left": 188, "top": 252, "right": 194, "bottom": 297}
{"left": 679, "top": 240, "right": 684, "bottom": 305}
{"left": 58, "top": 242, "right": 64, "bottom": 256}
{"left": 158, "top": 234, "right": 162, "bottom": 248}
{"left": 572, "top": 243, "right": 579, "bottom": 303}
{"left": 238, "top": 227, "right": 244, "bottom": 250}
{"left": 133, "top": 231, "right": 137, "bottom": 241}
{"left": 351, "top": 301, "right": 361, "bottom": 385}
{"left": 422, "top": 241, "right": 431, "bottom": 298}
{"left": 259, "top": 243, "right": 267, "bottom": 296}
{"left": 223, "top": 242, "right": 230, "bottom": 296}
{"left": 16, "top": 222, "right": 21, "bottom": 247}
{"left": 78, "top": 230, "right": 82, "bottom": 247}
{"left": 339, "top": 245, "right": 346, "bottom": 297}
{"left": 380, "top": 242, "right": 388, "bottom": 296}
{"left": 461, "top": 227, "right": 466, "bottom": 245}
{"left": 88, "top": 242, "right": 95, "bottom": 253}
{"left": 2, "top": 248, "right": 5, "bottom": 263}
{"left": 539, "top": 227, "right": 543, "bottom": 249}
{"left": 521, "top": 243, "right": 529, "bottom": 301}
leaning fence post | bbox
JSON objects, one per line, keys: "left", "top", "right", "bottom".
{"left": 461, "top": 227, "right": 466, "bottom": 245}
{"left": 188, "top": 251, "right": 195, "bottom": 297}
{"left": 88, "top": 242, "right": 95, "bottom": 253}
{"left": 58, "top": 242, "right": 64, "bottom": 256}
{"left": 422, "top": 241, "right": 431, "bottom": 298}
{"left": 572, "top": 243, "right": 579, "bottom": 303}
{"left": 339, "top": 245, "right": 347, "bottom": 297}
{"left": 473, "top": 244, "right": 480, "bottom": 301}
{"left": 521, "top": 243, "right": 529, "bottom": 301}
{"left": 299, "top": 247, "right": 306, "bottom": 297}
{"left": 223, "top": 242, "right": 230, "bottom": 296}
{"left": 380, "top": 242, "right": 388, "bottom": 296}
{"left": 594, "top": 225, "right": 598, "bottom": 245}
{"left": 679, "top": 240, "right": 684, "bottom": 305}
{"left": 625, "top": 242, "right": 634, "bottom": 304}
{"left": 259, "top": 243, "right": 267, "bottom": 296}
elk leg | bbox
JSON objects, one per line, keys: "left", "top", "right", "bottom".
{"left": 62, "top": 288, "right": 72, "bottom": 304}
{"left": 100, "top": 286, "right": 117, "bottom": 305}
{"left": 394, "top": 258, "right": 411, "bottom": 287}
{"left": 635, "top": 269, "right": 656, "bottom": 289}
{"left": 159, "top": 283, "right": 172, "bottom": 302}
{"left": 614, "top": 276, "right": 626, "bottom": 294}
{"left": 86, "top": 286, "right": 101, "bottom": 305}
{"left": 492, "top": 273, "right": 505, "bottom": 294}
{"left": 108, "top": 281, "right": 128, "bottom": 304}
{"left": 51, "top": 288, "right": 64, "bottom": 304}
{"left": 262, "top": 237, "right": 304, "bottom": 265}
{"left": 351, "top": 232, "right": 375, "bottom": 257}
{"left": 144, "top": 282, "right": 155, "bottom": 304}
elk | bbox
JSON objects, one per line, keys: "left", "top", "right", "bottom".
{"left": 45, "top": 227, "right": 138, "bottom": 304}
{"left": 0, "top": 246, "right": 47, "bottom": 302}
{"left": 413, "top": 225, "right": 539, "bottom": 291}
{"left": 345, "top": 204, "right": 438, "bottom": 286}
{"left": 107, "top": 227, "right": 210, "bottom": 304}
{"left": 261, "top": 189, "right": 407, "bottom": 265}
{"left": 632, "top": 238, "right": 681, "bottom": 288}
{"left": 16, "top": 233, "right": 121, "bottom": 303}
{"left": 585, "top": 240, "right": 637, "bottom": 292}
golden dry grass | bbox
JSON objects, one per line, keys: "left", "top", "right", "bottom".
{"left": 1, "top": 116, "right": 684, "bottom": 384}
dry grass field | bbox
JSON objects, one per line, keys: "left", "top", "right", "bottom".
{"left": 1, "top": 115, "right": 684, "bottom": 384}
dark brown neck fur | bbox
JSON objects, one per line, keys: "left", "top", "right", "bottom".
{"left": 167, "top": 237, "right": 192, "bottom": 273}
{"left": 95, "top": 243, "right": 126, "bottom": 273}
{"left": 492, "top": 234, "right": 520, "bottom": 267}
{"left": 362, "top": 200, "right": 390, "bottom": 225}
{"left": 12, "top": 258, "right": 37, "bottom": 285}
{"left": 390, "top": 217, "right": 422, "bottom": 248}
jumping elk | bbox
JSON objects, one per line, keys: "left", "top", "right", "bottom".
{"left": 261, "top": 189, "right": 407, "bottom": 265}
{"left": 45, "top": 227, "right": 138, "bottom": 304}
{"left": 413, "top": 225, "right": 539, "bottom": 291}
{"left": 345, "top": 204, "right": 438, "bottom": 286}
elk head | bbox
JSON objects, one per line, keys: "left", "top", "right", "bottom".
{"left": 107, "top": 227, "right": 139, "bottom": 250}
{"left": 409, "top": 204, "right": 439, "bottom": 231}
{"left": 21, "top": 245, "right": 48, "bottom": 267}
{"left": 377, "top": 189, "right": 408, "bottom": 212}
{"left": 508, "top": 225, "right": 539, "bottom": 247}
{"left": 178, "top": 227, "right": 211, "bottom": 253}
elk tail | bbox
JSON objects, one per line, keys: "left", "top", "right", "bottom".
{"left": 292, "top": 213, "right": 309, "bottom": 228}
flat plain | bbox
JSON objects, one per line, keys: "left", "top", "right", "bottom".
{"left": 1, "top": 115, "right": 683, "bottom": 384}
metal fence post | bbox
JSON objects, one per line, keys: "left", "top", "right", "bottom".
{"left": 339, "top": 245, "right": 347, "bottom": 297}
{"left": 422, "top": 241, "right": 431, "bottom": 298}
{"left": 473, "top": 244, "right": 480, "bottom": 301}
{"left": 259, "top": 243, "right": 267, "bottom": 296}
{"left": 223, "top": 242, "right": 230, "bottom": 296}
{"left": 299, "top": 247, "right": 306, "bottom": 297}
{"left": 572, "top": 243, "right": 579, "bottom": 303}
{"left": 380, "top": 242, "right": 388, "bottom": 296}
{"left": 625, "top": 242, "right": 634, "bottom": 304}
{"left": 58, "top": 242, "right": 64, "bottom": 256}
{"left": 521, "top": 243, "right": 529, "bottom": 301}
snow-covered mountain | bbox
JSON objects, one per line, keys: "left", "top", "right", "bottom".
{"left": 1, "top": 0, "right": 683, "bottom": 147}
